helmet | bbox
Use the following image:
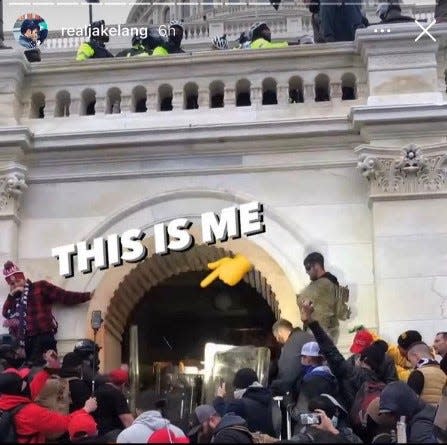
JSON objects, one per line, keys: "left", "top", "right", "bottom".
{"left": 212, "top": 35, "right": 229, "bottom": 50}
{"left": 238, "top": 31, "right": 250, "bottom": 45}
{"left": 132, "top": 34, "right": 142, "bottom": 46}
{"left": 376, "top": 3, "right": 390, "bottom": 19}
{"left": 73, "top": 339, "right": 100, "bottom": 356}
{"left": 249, "top": 21, "right": 268, "bottom": 38}
{"left": 169, "top": 19, "right": 184, "bottom": 31}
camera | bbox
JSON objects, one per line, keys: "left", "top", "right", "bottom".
{"left": 91, "top": 310, "right": 103, "bottom": 331}
{"left": 300, "top": 413, "right": 321, "bottom": 425}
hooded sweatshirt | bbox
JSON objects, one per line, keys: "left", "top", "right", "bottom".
{"left": 380, "top": 381, "right": 437, "bottom": 443}
{"left": 212, "top": 413, "right": 253, "bottom": 443}
{"left": 214, "top": 383, "right": 277, "bottom": 436}
{"left": 116, "top": 410, "right": 186, "bottom": 443}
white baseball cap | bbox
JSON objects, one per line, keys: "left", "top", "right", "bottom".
{"left": 301, "top": 341, "right": 321, "bottom": 357}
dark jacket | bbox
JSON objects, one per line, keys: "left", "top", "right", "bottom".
{"left": 271, "top": 328, "right": 314, "bottom": 395}
{"left": 441, "top": 354, "right": 447, "bottom": 375}
{"left": 212, "top": 414, "right": 253, "bottom": 443}
{"left": 293, "top": 366, "right": 339, "bottom": 415}
{"left": 59, "top": 368, "right": 91, "bottom": 412}
{"left": 306, "top": 320, "right": 383, "bottom": 408}
{"left": 380, "top": 381, "right": 437, "bottom": 443}
{"left": 381, "top": 6, "right": 415, "bottom": 23}
{"left": 346, "top": 353, "right": 397, "bottom": 384}
{"left": 88, "top": 40, "right": 114, "bottom": 58}
{"left": 213, "top": 385, "right": 276, "bottom": 436}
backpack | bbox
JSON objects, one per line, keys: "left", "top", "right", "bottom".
{"left": 212, "top": 425, "right": 279, "bottom": 443}
{"left": 0, "top": 403, "right": 27, "bottom": 444}
{"left": 350, "top": 381, "right": 386, "bottom": 429}
{"left": 335, "top": 285, "right": 351, "bottom": 321}
{"left": 434, "top": 383, "right": 447, "bottom": 442}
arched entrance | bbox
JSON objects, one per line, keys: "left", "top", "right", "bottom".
{"left": 87, "top": 228, "right": 298, "bottom": 372}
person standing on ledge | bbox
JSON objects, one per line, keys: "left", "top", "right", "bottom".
{"left": 297, "top": 252, "right": 350, "bottom": 344}
{"left": 2, "top": 261, "right": 92, "bottom": 365}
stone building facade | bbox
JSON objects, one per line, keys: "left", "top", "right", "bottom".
{"left": 0, "top": 21, "right": 446, "bottom": 370}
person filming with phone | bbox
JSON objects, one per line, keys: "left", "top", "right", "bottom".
{"left": 2, "top": 261, "right": 93, "bottom": 366}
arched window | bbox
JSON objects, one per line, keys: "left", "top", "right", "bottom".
{"left": 81, "top": 89, "right": 96, "bottom": 116}
{"left": 341, "top": 73, "right": 357, "bottom": 100}
{"left": 315, "top": 74, "right": 330, "bottom": 102}
{"left": 132, "top": 86, "right": 147, "bottom": 113}
{"left": 236, "top": 79, "right": 251, "bottom": 107}
{"left": 30, "top": 92, "right": 45, "bottom": 119}
{"left": 106, "top": 88, "right": 121, "bottom": 114}
{"left": 184, "top": 83, "right": 199, "bottom": 109}
{"left": 210, "top": 81, "right": 224, "bottom": 108}
{"left": 289, "top": 76, "right": 304, "bottom": 103}
{"left": 262, "top": 78, "right": 277, "bottom": 105}
{"left": 55, "top": 90, "right": 71, "bottom": 117}
{"left": 159, "top": 84, "right": 173, "bottom": 111}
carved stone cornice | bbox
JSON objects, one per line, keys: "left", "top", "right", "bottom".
{"left": 355, "top": 142, "right": 447, "bottom": 199}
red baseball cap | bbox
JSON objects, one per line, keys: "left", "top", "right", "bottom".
{"left": 350, "top": 330, "right": 374, "bottom": 354}
{"left": 68, "top": 411, "right": 98, "bottom": 441}
{"left": 109, "top": 368, "right": 129, "bottom": 385}
{"left": 148, "top": 429, "right": 190, "bottom": 443}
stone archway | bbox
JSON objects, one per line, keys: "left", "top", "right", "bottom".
{"left": 106, "top": 244, "right": 281, "bottom": 344}
{"left": 87, "top": 227, "right": 297, "bottom": 371}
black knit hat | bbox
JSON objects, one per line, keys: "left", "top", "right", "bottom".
{"left": 361, "top": 344, "right": 386, "bottom": 373}
{"left": 233, "top": 368, "right": 258, "bottom": 389}
{"left": 62, "top": 352, "right": 83, "bottom": 368}
{"left": 0, "top": 372, "right": 23, "bottom": 395}
{"left": 398, "top": 330, "right": 422, "bottom": 350}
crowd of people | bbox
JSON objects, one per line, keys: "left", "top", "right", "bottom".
{"left": 1, "top": 254, "right": 446, "bottom": 443}
{"left": 69, "top": 0, "right": 447, "bottom": 62}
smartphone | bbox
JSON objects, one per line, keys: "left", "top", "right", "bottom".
{"left": 300, "top": 413, "right": 321, "bottom": 425}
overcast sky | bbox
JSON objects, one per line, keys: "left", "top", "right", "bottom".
{"left": 4, "top": 0, "right": 434, "bottom": 31}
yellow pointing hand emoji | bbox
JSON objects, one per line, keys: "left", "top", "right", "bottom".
{"left": 200, "top": 254, "right": 252, "bottom": 288}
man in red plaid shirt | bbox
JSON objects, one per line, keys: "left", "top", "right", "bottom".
{"left": 2, "top": 261, "right": 92, "bottom": 365}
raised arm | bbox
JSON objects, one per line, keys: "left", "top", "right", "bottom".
{"left": 39, "top": 280, "right": 91, "bottom": 306}
{"left": 299, "top": 300, "right": 348, "bottom": 378}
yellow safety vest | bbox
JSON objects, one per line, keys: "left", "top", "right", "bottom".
{"left": 152, "top": 46, "right": 169, "bottom": 56}
{"left": 250, "top": 38, "right": 288, "bottom": 49}
{"left": 76, "top": 42, "right": 95, "bottom": 61}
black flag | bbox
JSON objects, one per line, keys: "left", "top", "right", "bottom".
{"left": 269, "top": 0, "right": 281, "bottom": 9}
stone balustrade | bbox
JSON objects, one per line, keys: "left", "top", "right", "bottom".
{"left": 19, "top": 43, "right": 367, "bottom": 123}
{"left": 1, "top": 24, "right": 446, "bottom": 131}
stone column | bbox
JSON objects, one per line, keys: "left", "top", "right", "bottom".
{"left": 196, "top": 89, "right": 208, "bottom": 109}
{"left": 95, "top": 96, "right": 106, "bottom": 114}
{"left": 277, "top": 84, "right": 289, "bottom": 105}
{"left": 0, "top": 162, "right": 27, "bottom": 323}
{"left": 172, "top": 90, "right": 183, "bottom": 110}
{"left": 120, "top": 95, "right": 132, "bottom": 113}
{"left": 356, "top": 25, "right": 444, "bottom": 106}
{"left": 147, "top": 91, "right": 157, "bottom": 112}
{"left": 303, "top": 83, "right": 314, "bottom": 102}
{"left": 330, "top": 82, "right": 342, "bottom": 101}
{"left": 224, "top": 87, "right": 235, "bottom": 107}
{"left": 355, "top": 142, "right": 447, "bottom": 340}
{"left": 251, "top": 85, "right": 262, "bottom": 107}
{"left": 0, "top": 52, "right": 26, "bottom": 125}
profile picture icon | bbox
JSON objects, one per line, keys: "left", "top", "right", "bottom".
{"left": 13, "top": 13, "right": 49, "bottom": 49}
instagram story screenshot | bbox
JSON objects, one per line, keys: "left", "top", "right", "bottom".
{"left": 0, "top": 0, "right": 447, "bottom": 442}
